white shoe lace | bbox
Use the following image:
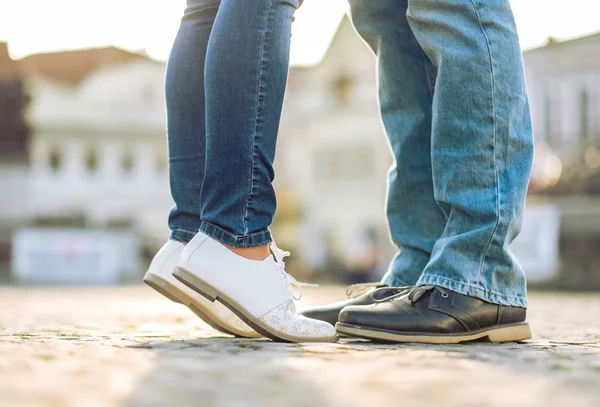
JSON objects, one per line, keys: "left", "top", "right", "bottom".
{"left": 270, "top": 241, "right": 318, "bottom": 301}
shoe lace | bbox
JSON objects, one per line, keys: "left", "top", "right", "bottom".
{"left": 270, "top": 242, "right": 317, "bottom": 301}
{"left": 371, "top": 285, "right": 413, "bottom": 303}
{"left": 407, "top": 285, "right": 448, "bottom": 303}
{"left": 345, "top": 282, "right": 383, "bottom": 298}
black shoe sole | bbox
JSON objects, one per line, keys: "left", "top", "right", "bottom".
{"left": 335, "top": 322, "right": 532, "bottom": 344}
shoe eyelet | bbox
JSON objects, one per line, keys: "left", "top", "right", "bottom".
{"left": 441, "top": 293, "right": 449, "bottom": 298}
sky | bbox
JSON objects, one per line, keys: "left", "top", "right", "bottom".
{"left": 1, "top": 0, "right": 600, "bottom": 66}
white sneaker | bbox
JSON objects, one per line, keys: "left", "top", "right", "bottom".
{"left": 172, "top": 233, "right": 338, "bottom": 343}
{"left": 143, "top": 240, "right": 260, "bottom": 338}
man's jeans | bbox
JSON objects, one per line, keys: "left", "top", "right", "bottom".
{"left": 348, "top": 0, "right": 534, "bottom": 307}
{"left": 166, "top": 0, "right": 301, "bottom": 248}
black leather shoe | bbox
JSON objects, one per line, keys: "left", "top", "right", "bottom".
{"left": 298, "top": 283, "right": 412, "bottom": 325}
{"left": 336, "top": 285, "right": 532, "bottom": 344}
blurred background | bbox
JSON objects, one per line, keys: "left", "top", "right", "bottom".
{"left": 1, "top": 0, "right": 599, "bottom": 289}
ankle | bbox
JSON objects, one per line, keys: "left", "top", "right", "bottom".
{"left": 226, "top": 244, "right": 270, "bottom": 261}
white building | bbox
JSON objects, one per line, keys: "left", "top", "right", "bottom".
{"left": 524, "top": 34, "right": 600, "bottom": 162}
{"left": 0, "top": 46, "right": 173, "bottom": 250}
{"left": 276, "top": 17, "right": 395, "bottom": 275}
{"left": 26, "top": 57, "right": 172, "bottom": 242}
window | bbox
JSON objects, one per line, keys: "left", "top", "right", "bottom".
{"left": 543, "top": 93, "right": 560, "bottom": 146}
{"left": 85, "top": 148, "right": 98, "bottom": 173}
{"left": 122, "top": 150, "right": 134, "bottom": 173}
{"left": 156, "top": 150, "right": 168, "bottom": 173}
{"left": 48, "top": 148, "right": 62, "bottom": 173}
{"left": 347, "top": 146, "right": 375, "bottom": 179}
{"left": 331, "top": 75, "right": 352, "bottom": 107}
{"left": 580, "top": 88, "right": 589, "bottom": 140}
{"left": 315, "top": 149, "right": 341, "bottom": 182}
{"left": 142, "top": 84, "right": 155, "bottom": 109}
{"left": 315, "top": 145, "right": 375, "bottom": 183}
{"left": 543, "top": 93, "right": 552, "bottom": 144}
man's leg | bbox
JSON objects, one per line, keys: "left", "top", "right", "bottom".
{"left": 349, "top": 0, "right": 447, "bottom": 287}
{"left": 297, "top": 0, "right": 447, "bottom": 325}
{"left": 336, "top": 0, "right": 534, "bottom": 343}
{"left": 406, "top": 0, "right": 533, "bottom": 307}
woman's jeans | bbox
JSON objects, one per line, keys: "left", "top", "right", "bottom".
{"left": 166, "top": 0, "right": 301, "bottom": 248}
{"left": 349, "top": 0, "right": 534, "bottom": 307}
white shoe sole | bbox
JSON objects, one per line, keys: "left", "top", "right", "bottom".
{"left": 335, "top": 322, "right": 532, "bottom": 344}
{"left": 143, "top": 272, "right": 259, "bottom": 338}
{"left": 173, "top": 266, "right": 338, "bottom": 343}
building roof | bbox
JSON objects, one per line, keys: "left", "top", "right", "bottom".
{"left": 17, "top": 46, "right": 155, "bottom": 86}
{"left": 524, "top": 31, "right": 600, "bottom": 55}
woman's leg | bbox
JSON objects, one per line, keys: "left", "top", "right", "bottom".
{"left": 199, "top": 0, "right": 301, "bottom": 251}
{"left": 407, "top": 0, "right": 533, "bottom": 307}
{"left": 147, "top": 0, "right": 262, "bottom": 339}
{"left": 166, "top": 0, "right": 220, "bottom": 244}
{"left": 173, "top": 0, "right": 338, "bottom": 343}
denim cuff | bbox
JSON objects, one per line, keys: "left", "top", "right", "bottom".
{"left": 170, "top": 228, "right": 197, "bottom": 243}
{"left": 199, "top": 221, "right": 273, "bottom": 248}
{"left": 417, "top": 274, "right": 528, "bottom": 308}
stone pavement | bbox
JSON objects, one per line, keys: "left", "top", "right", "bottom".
{"left": 1, "top": 285, "right": 599, "bottom": 407}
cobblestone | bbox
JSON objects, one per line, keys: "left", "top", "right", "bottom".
{"left": 1, "top": 286, "right": 599, "bottom": 407}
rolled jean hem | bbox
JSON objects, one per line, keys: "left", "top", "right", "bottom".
{"left": 170, "top": 228, "right": 197, "bottom": 243}
{"left": 417, "top": 274, "right": 528, "bottom": 308}
{"left": 199, "top": 221, "right": 273, "bottom": 248}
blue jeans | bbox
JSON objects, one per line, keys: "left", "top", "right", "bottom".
{"left": 167, "top": 0, "right": 533, "bottom": 307}
{"left": 166, "top": 0, "right": 301, "bottom": 247}
{"left": 349, "top": 0, "right": 533, "bottom": 307}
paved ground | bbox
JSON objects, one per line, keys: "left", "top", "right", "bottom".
{"left": 1, "top": 285, "right": 599, "bottom": 407}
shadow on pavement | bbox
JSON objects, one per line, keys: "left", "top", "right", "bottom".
{"left": 123, "top": 336, "right": 333, "bottom": 407}
{"left": 122, "top": 333, "right": 600, "bottom": 407}
{"left": 122, "top": 290, "right": 600, "bottom": 407}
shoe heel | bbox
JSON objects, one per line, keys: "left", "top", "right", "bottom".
{"left": 173, "top": 266, "right": 218, "bottom": 303}
{"left": 486, "top": 323, "right": 532, "bottom": 343}
{"left": 143, "top": 273, "right": 182, "bottom": 304}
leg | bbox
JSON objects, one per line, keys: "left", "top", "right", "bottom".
{"left": 146, "top": 0, "right": 260, "bottom": 338}
{"left": 407, "top": 0, "right": 534, "bottom": 307}
{"left": 336, "top": 0, "right": 534, "bottom": 344}
{"left": 166, "top": 0, "right": 220, "bottom": 243}
{"left": 297, "top": 0, "right": 447, "bottom": 326}
{"left": 349, "top": 0, "right": 447, "bottom": 286}
{"left": 173, "top": 0, "right": 338, "bottom": 342}
{"left": 199, "top": 0, "right": 301, "bottom": 248}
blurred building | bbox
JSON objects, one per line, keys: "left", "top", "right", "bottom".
{"left": 24, "top": 48, "right": 170, "bottom": 241}
{"left": 524, "top": 33, "right": 600, "bottom": 190}
{"left": 275, "top": 17, "right": 394, "bottom": 280}
{"left": 0, "top": 42, "right": 30, "bottom": 276}
{"left": 9, "top": 46, "right": 171, "bottom": 235}
{"left": 525, "top": 35, "right": 600, "bottom": 158}
{"left": 2, "top": 19, "right": 600, "bottom": 285}
{"left": 523, "top": 34, "right": 600, "bottom": 289}
{"left": 0, "top": 44, "right": 171, "bottom": 279}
